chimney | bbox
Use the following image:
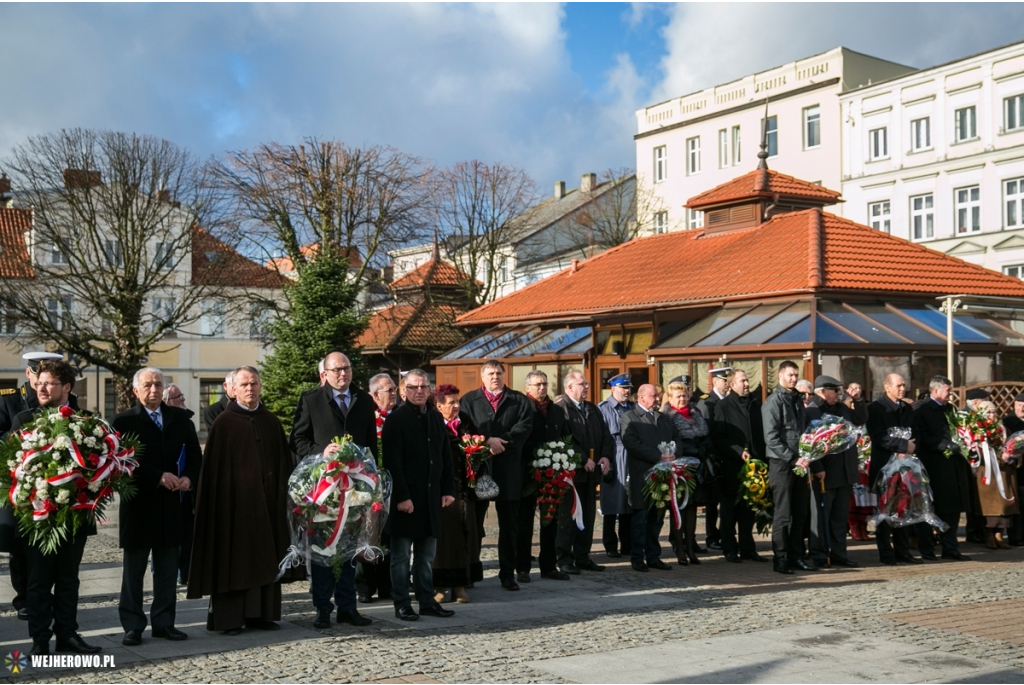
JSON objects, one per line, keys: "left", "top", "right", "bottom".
{"left": 580, "top": 173, "right": 597, "bottom": 193}
{"left": 0, "top": 175, "right": 11, "bottom": 208}
{"left": 62, "top": 169, "right": 102, "bottom": 189}
{"left": 156, "top": 189, "right": 171, "bottom": 203}
{"left": 554, "top": 181, "right": 566, "bottom": 200}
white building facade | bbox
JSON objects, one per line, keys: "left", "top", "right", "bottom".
{"left": 840, "top": 40, "right": 1024, "bottom": 278}
{"left": 635, "top": 47, "right": 914, "bottom": 231}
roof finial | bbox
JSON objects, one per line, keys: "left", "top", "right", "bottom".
{"left": 757, "top": 96, "right": 770, "bottom": 172}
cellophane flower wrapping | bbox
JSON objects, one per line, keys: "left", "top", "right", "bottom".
{"left": 737, "top": 459, "right": 773, "bottom": 536}
{"left": 0, "top": 406, "right": 139, "bottom": 555}
{"left": 285, "top": 436, "right": 392, "bottom": 579}
{"left": 871, "top": 427, "right": 947, "bottom": 531}
{"left": 460, "top": 434, "right": 491, "bottom": 490}
{"left": 796, "top": 415, "right": 857, "bottom": 476}
{"left": 642, "top": 442, "right": 699, "bottom": 510}
{"left": 527, "top": 439, "right": 579, "bottom": 525}
{"left": 1004, "top": 430, "right": 1024, "bottom": 466}
{"left": 855, "top": 427, "right": 872, "bottom": 475}
{"left": 947, "top": 409, "right": 1006, "bottom": 469}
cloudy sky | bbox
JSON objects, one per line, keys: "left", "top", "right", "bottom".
{"left": 1, "top": 3, "right": 1022, "bottom": 188}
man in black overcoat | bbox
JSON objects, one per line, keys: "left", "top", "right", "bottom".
{"left": 382, "top": 369, "right": 455, "bottom": 621}
{"left": 1002, "top": 393, "right": 1024, "bottom": 546}
{"left": 202, "top": 372, "right": 234, "bottom": 430}
{"left": 697, "top": 367, "right": 732, "bottom": 550}
{"left": 459, "top": 360, "right": 533, "bottom": 590}
{"left": 712, "top": 369, "right": 767, "bottom": 563}
{"left": 621, "top": 383, "right": 675, "bottom": 572}
{"left": 112, "top": 368, "right": 200, "bottom": 646}
{"left": 913, "top": 374, "right": 971, "bottom": 560}
{"left": 289, "top": 351, "right": 376, "bottom": 629}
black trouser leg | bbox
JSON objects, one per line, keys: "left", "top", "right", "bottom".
{"left": 618, "top": 512, "right": 632, "bottom": 555}
{"left": 120, "top": 546, "right": 179, "bottom": 632}
{"left": 9, "top": 537, "right": 28, "bottom": 611}
{"left": 516, "top": 496, "right": 537, "bottom": 574}
{"left": 876, "top": 522, "right": 910, "bottom": 561}
{"left": 704, "top": 480, "right": 721, "bottom": 544}
{"left": 769, "top": 460, "right": 810, "bottom": 562}
{"left": 718, "top": 470, "right": 740, "bottom": 555}
{"left": 602, "top": 514, "right": 619, "bottom": 554}
{"left": 119, "top": 547, "right": 151, "bottom": 632}
{"left": 573, "top": 483, "right": 598, "bottom": 565}
{"left": 178, "top": 493, "right": 194, "bottom": 582}
{"left": 538, "top": 516, "right": 557, "bottom": 574}
{"left": 494, "top": 500, "right": 519, "bottom": 581}
{"left": 646, "top": 506, "right": 666, "bottom": 563}
{"left": 27, "top": 529, "right": 88, "bottom": 644}
{"left": 938, "top": 511, "right": 962, "bottom": 555}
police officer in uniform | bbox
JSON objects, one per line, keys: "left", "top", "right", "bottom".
{"left": 598, "top": 374, "right": 634, "bottom": 557}
{"left": 697, "top": 367, "right": 732, "bottom": 551}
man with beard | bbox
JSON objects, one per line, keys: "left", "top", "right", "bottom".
{"left": 598, "top": 374, "right": 634, "bottom": 558}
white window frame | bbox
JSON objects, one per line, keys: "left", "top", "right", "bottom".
{"left": 869, "top": 127, "right": 888, "bottom": 160}
{"left": 50, "top": 244, "right": 67, "bottom": 265}
{"left": 1006, "top": 94, "right": 1024, "bottom": 133}
{"left": 249, "top": 303, "right": 272, "bottom": 340}
{"left": 911, "top": 193, "right": 934, "bottom": 241}
{"left": 46, "top": 296, "right": 71, "bottom": 332}
{"left": 0, "top": 308, "right": 16, "bottom": 336}
{"left": 868, "top": 201, "right": 891, "bottom": 233}
{"left": 1006, "top": 177, "right": 1024, "bottom": 229}
{"left": 1004, "top": 264, "right": 1024, "bottom": 280}
{"left": 151, "top": 297, "right": 176, "bottom": 335}
{"left": 653, "top": 146, "right": 667, "bottom": 183}
{"left": 954, "top": 106, "right": 977, "bottom": 142}
{"left": 803, "top": 105, "right": 821, "bottom": 149}
{"left": 653, "top": 211, "right": 668, "bottom": 234}
{"left": 731, "top": 125, "right": 741, "bottom": 166}
{"left": 955, "top": 185, "right": 981, "bottom": 234}
{"left": 201, "top": 299, "right": 226, "bottom": 338}
{"left": 686, "top": 136, "right": 700, "bottom": 175}
{"left": 688, "top": 208, "right": 704, "bottom": 230}
{"left": 718, "top": 129, "right": 729, "bottom": 169}
{"left": 104, "top": 239, "right": 123, "bottom": 267}
{"left": 154, "top": 241, "right": 175, "bottom": 270}
{"left": 762, "top": 116, "right": 778, "bottom": 157}
{"left": 911, "top": 117, "right": 931, "bottom": 151}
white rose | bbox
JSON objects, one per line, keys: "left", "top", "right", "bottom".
{"left": 93, "top": 428, "right": 104, "bottom": 438}
{"left": 15, "top": 451, "right": 23, "bottom": 459}
{"left": 21, "top": 441, "right": 32, "bottom": 450}
{"left": 56, "top": 489, "right": 70, "bottom": 504}
{"left": 85, "top": 437, "right": 97, "bottom": 448}
{"left": 88, "top": 481, "right": 102, "bottom": 493}
{"left": 35, "top": 478, "right": 46, "bottom": 489}
{"left": 566, "top": 449, "right": 575, "bottom": 456}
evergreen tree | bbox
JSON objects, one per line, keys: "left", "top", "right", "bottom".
{"left": 260, "top": 254, "right": 367, "bottom": 431}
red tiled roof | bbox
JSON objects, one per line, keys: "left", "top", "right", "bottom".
{"left": 192, "top": 228, "right": 284, "bottom": 288}
{"left": 458, "top": 208, "right": 1024, "bottom": 325}
{"left": 266, "top": 244, "right": 363, "bottom": 274}
{"left": 391, "top": 258, "right": 472, "bottom": 289}
{"left": 685, "top": 169, "right": 842, "bottom": 209}
{"left": 0, "top": 208, "right": 34, "bottom": 278}
{"left": 358, "top": 302, "right": 468, "bottom": 351}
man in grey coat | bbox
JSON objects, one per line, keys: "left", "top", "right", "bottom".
{"left": 598, "top": 374, "right": 633, "bottom": 558}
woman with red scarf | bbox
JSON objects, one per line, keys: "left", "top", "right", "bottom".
{"left": 660, "top": 378, "right": 713, "bottom": 565}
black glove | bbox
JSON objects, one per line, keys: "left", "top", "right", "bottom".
{"left": 939, "top": 439, "right": 963, "bottom": 458}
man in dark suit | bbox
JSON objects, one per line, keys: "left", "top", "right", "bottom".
{"left": 1002, "top": 393, "right": 1024, "bottom": 546}
{"left": 867, "top": 373, "right": 923, "bottom": 565}
{"left": 697, "top": 367, "right": 731, "bottom": 551}
{"left": 112, "top": 368, "right": 201, "bottom": 646}
{"left": 13, "top": 360, "right": 101, "bottom": 656}
{"left": 713, "top": 369, "right": 767, "bottom": 563}
{"left": 289, "top": 351, "right": 376, "bottom": 628}
{"left": 382, "top": 369, "right": 456, "bottom": 621}
{"left": 460, "top": 360, "right": 534, "bottom": 591}
{"left": 913, "top": 375, "right": 972, "bottom": 561}
{"left": 554, "top": 371, "right": 613, "bottom": 575}
{"left": 621, "top": 383, "right": 675, "bottom": 573}
{"left": 202, "top": 372, "right": 235, "bottom": 430}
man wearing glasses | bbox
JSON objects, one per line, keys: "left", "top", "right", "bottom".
{"left": 290, "top": 351, "right": 377, "bottom": 629}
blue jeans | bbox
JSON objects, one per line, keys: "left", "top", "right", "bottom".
{"left": 389, "top": 536, "right": 437, "bottom": 610}
{"left": 310, "top": 561, "right": 356, "bottom": 613}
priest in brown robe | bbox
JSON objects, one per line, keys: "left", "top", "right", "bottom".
{"left": 186, "top": 366, "right": 301, "bottom": 634}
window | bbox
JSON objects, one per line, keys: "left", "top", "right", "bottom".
{"left": 249, "top": 303, "right": 272, "bottom": 340}
{"left": 804, "top": 105, "right": 821, "bottom": 149}
{"left": 1004, "top": 264, "right": 1024, "bottom": 279}
{"left": 1007, "top": 94, "right": 1024, "bottom": 132}
{"left": 731, "top": 126, "right": 741, "bottom": 165}
{"left": 911, "top": 193, "right": 934, "bottom": 240}
{"left": 955, "top": 106, "right": 977, "bottom": 142}
{"left": 154, "top": 241, "right": 175, "bottom": 270}
{"left": 1007, "top": 177, "right": 1024, "bottom": 228}
{"left": 911, "top": 117, "right": 931, "bottom": 151}
{"left": 0, "top": 308, "right": 16, "bottom": 336}
{"left": 955, "top": 186, "right": 981, "bottom": 234}
{"left": 46, "top": 297, "right": 71, "bottom": 331}
{"left": 686, "top": 137, "right": 700, "bottom": 175}
{"left": 151, "top": 297, "right": 176, "bottom": 336}
{"left": 201, "top": 299, "right": 225, "bottom": 338}
{"left": 869, "top": 127, "right": 888, "bottom": 159}
{"left": 868, "top": 201, "right": 891, "bottom": 233}
{"left": 718, "top": 129, "right": 729, "bottom": 168}
{"left": 50, "top": 244, "right": 67, "bottom": 265}
{"left": 762, "top": 116, "right": 778, "bottom": 157}
{"left": 653, "top": 145, "right": 667, "bottom": 183}
{"left": 653, "top": 211, "right": 668, "bottom": 234}
{"left": 688, "top": 208, "right": 704, "bottom": 229}
{"left": 104, "top": 240, "right": 123, "bottom": 267}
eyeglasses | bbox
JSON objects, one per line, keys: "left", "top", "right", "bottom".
{"left": 37, "top": 381, "right": 66, "bottom": 389}
{"left": 324, "top": 366, "right": 352, "bottom": 375}
{"left": 527, "top": 382, "right": 548, "bottom": 387}
{"left": 405, "top": 384, "right": 430, "bottom": 392}
{"left": 167, "top": 394, "right": 184, "bottom": 401}
{"left": 376, "top": 387, "right": 398, "bottom": 394}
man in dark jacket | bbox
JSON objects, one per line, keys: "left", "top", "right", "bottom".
{"left": 867, "top": 373, "right": 923, "bottom": 565}
{"left": 460, "top": 360, "right": 534, "bottom": 591}
{"left": 517, "top": 370, "right": 569, "bottom": 582}
{"left": 383, "top": 369, "right": 456, "bottom": 621}
{"left": 113, "top": 368, "right": 201, "bottom": 646}
{"left": 289, "top": 351, "right": 376, "bottom": 628}
{"left": 762, "top": 360, "right": 816, "bottom": 574}
{"left": 713, "top": 370, "right": 767, "bottom": 563}
{"left": 202, "top": 372, "right": 234, "bottom": 430}
{"left": 806, "top": 375, "right": 867, "bottom": 568}
{"left": 621, "top": 383, "right": 675, "bottom": 573}
{"left": 913, "top": 375, "right": 971, "bottom": 560}
{"left": 697, "top": 367, "right": 731, "bottom": 551}
{"left": 554, "top": 371, "right": 614, "bottom": 575}
{"left": 1002, "top": 393, "right": 1024, "bottom": 546}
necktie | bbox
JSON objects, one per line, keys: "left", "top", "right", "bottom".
{"left": 336, "top": 394, "right": 349, "bottom": 418}
{"left": 151, "top": 411, "right": 163, "bottom": 430}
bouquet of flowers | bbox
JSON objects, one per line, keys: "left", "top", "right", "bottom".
{"left": 281, "top": 436, "right": 392, "bottom": 580}
{"left": 527, "top": 439, "right": 581, "bottom": 527}
{"left": 642, "top": 441, "right": 700, "bottom": 530}
{"left": 796, "top": 415, "right": 857, "bottom": 476}
{"left": 0, "top": 406, "right": 139, "bottom": 555}
{"left": 1004, "top": 430, "right": 1024, "bottom": 466}
{"left": 947, "top": 409, "right": 1005, "bottom": 470}
{"left": 872, "top": 428, "right": 946, "bottom": 531}
{"left": 737, "top": 459, "right": 773, "bottom": 536}
{"left": 459, "top": 434, "right": 491, "bottom": 490}
{"left": 855, "top": 428, "right": 872, "bottom": 475}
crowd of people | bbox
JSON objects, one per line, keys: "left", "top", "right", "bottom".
{"left": 2, "top": 352, "right": 1021, "bottom": 655}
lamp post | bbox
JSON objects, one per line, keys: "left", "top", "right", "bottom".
{"left": 939, "top": 296, "right": 961, "bottom": 382}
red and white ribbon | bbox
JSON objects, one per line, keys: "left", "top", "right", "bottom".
{"left": 981, "top": 441, "right": 1014, "bottom": 502}
{"left": 307, "top": 460, "right": 377, "bottom": 557}
{"left": 563, "top": 474, "right": 584, "bottom": 531}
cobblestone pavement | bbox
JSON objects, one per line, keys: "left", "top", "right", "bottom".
{"left": 2, "top": 514, "right": 1023, "bottom": 683}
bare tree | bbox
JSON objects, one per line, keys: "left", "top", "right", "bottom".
{"left": 0, "top": 129, "right": 230, "bottom": 409}
{"left": 562, "top": 168, "right": 670, "bottom": 257}
{"left": 431, "top": 160, "right": 539, "bottom": 307}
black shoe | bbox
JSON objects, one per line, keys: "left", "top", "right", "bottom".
{"left": 707, "top": 540, "right": 723, "bottom": 551}
{"left": 812, "top": 559, "right": 829, "bottom": 569}
{"left": 895, "top": 553, "right": 923, "bottom": 565}
{"left": 122, "top": 629, "right": 142, "bottom": 646}
{"left": 647, "top": 558, "right": 672, "bottom": 571}
{"left": 56, "top": 634, "right": 102, "bottom": 654}
{"left": 16, "top": 607, "right": 28, "bottom": 621}
{"left": 831, "top": 558, "right": 859, "bottom": 568}
{"left": 395, "top": 605, "right": 419, "bottom": 621}
{"left": 314, "top": 607, "right": 332, "bottom": 629}
{"left": 558, "top": 563, "right": 580, "bottom": 575}
{"left": 774, "top": 559, "right": 794, "bottom": 574}
{"left": 942, "top": 551, "right": 971, "bottom": 561}
{"left": 694, "top": 545, "right": 708, "bottom": 553}
{"left": 540, "top": 570, "right": 571, "bottom": 581}
{"left": 724, "top": 552, "right": 741, "bottom": 563}
{"left": 605, "top": 550, "right": 622, "bottom": 558}
{"left": 152, "top": 626, "right": 188, "bottom": 640}
{"left": 29, "top": 641, "right": 48, "bottom": 656}
{"left": 245, "top": 620, "right": 280, "bottom": 631}
{"left": 675, "top": 556, "right": 689, "bottom": 566}
{"left": 577, "top": 559, "right": 605, "bottom": 572}
{"left": 879, "top": 557, "right": 898, "bottom": 566}
{"left": 920, "top": 551, "right": 938, "bottom": 561}
{"left": 792, "top": 558, "right": 820, "bottom": 572}
{"left": 500, "top": 578, "right": 520, "bottom": 591}
{"left": 966, "top": 533, "right": 985, "bottom": 544}
{"left": 356, "top": 593, "right": 373, "bottom": 604}
{"left": 516, "top": 571, "right": 531, "bottom": 584}
{"left": 631, "top": 562, "right": 649, "bottom": 572}
{"left": 420, "top": 604, "right": 455, "bottom": 618}
{"left": 338, "top": 610, "right": 372, "bottom": 627}
{"left": 741, "top": 552, "right": 769, "bottom": 562}
{"left": 687, "top": 552, "right": 701, "bottom": 566}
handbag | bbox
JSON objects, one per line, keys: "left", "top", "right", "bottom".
{"left": 475, "top": 474, "right": 500, "bottom": 500}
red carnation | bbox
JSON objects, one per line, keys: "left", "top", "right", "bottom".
{"left": 76, "top": 491, "right": 89, "bottom": 504}
{"left": 76, "top": 478, "right": 88, "bottom": 490}
{"left": 59, "top": 406, "right": 74, "bottom": 419}
{"left": 372, "top": 502, "right": 383, "bottom": 513}
{"left": 545, "top": 468, "right": 554, "bottom": 478}
{"left": 292, "top": 506, "right": 302, "bottom": 515}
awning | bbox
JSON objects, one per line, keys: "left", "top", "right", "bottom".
{"left": 436, "top": 325, "right": 593, "bottom": 362}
